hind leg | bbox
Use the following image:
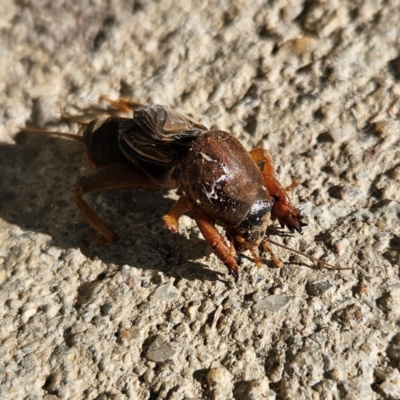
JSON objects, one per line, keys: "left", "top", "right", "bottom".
{"left": 74, "top": 164, "right": 160, "bottom": 244}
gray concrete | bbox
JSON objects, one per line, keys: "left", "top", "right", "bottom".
{"left": 0, "top": 1, "right": 399, "bottom": 399}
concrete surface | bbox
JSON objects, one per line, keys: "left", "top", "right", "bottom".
{"left": 0, "top": 0, "right": 400, "bottom": 399}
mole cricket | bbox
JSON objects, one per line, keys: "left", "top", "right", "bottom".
{"left": 22, "top": 97, "right": 350, "bottom": 280}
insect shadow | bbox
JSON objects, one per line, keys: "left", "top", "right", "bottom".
{"left": 0, "top": 131, "right": 225, "bottom": 282}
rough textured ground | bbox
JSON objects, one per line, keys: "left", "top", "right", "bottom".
{"left": 1, "top": 1, "right": 400, "bottom": 399}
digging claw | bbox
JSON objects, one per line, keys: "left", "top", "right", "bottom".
{"left": 274, "top": 205, "right": 307, "bottom": 235}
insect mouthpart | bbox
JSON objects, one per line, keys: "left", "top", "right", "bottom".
{"left": 234, "top": 235, "right": 264, "bottom": 269}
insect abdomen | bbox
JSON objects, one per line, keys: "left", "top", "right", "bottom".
{"left": 83, "top": 116, "right": 130, "bottom": 169}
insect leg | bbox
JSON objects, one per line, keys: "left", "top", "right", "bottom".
{"left": 249, "top": 148, "right": 306, "bottom": 234}
{"left": 74, "top": 164, "right": 160, "bottom": 244}
{"left": 163, "top": 196, "right": 192, "bottom": 233}
{"left": 249, "top": 148, "right": 276, "bottom": 176}
{"left": 261, "top": 240, "right": 284, "bottom": 268}
{"left": 285, "top": 177, "right": 300, "bottom": 192}
{"left": 99, "top": 96, "right": 145, "bottom": 113}
{"left": 192, "top": 207, "right": 239, "bottom": 281}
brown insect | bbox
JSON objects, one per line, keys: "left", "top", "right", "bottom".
{"left": 22, "top": 97, "right": 348, "bottom": 280}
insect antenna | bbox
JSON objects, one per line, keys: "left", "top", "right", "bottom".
{"left": 263, "top": 238, "right": 353, "bottom": 271}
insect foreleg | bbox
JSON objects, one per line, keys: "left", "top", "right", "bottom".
{"left": 249, "top": 148, "right": 306, "bottom": 234}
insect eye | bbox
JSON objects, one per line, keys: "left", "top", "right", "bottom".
{"left": 243, "top": 231, "right": 251, "bottom": 240}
